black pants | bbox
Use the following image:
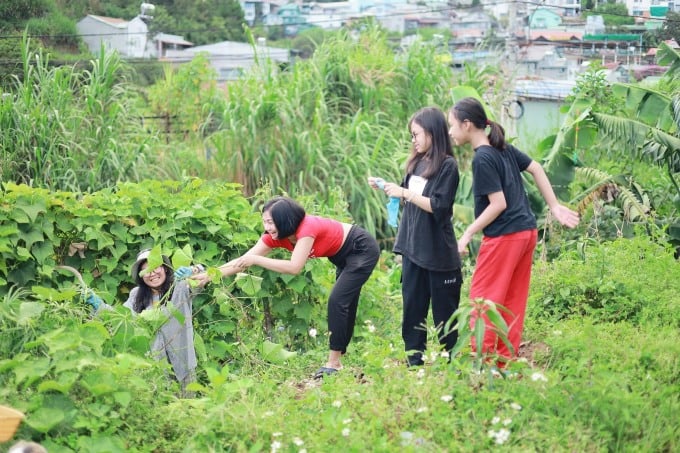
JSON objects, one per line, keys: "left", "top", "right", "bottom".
{"left": 401, "top": 255, "right": 462, "bottom": 366}
{"left": 327, "top": 226, "right": 380, "bottom": 353}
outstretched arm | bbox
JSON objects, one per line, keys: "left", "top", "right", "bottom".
{"left": 233, "top": 236, "right": 313, "bottom": 275}
{"left": 525, "top": 161, "right": 580, "bottom": 228}
{"left": 191, "top": 239, "right": 272, "bottom": 287}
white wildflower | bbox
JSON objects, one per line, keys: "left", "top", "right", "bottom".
{"left": 440, "top": 350, "right": 450, "bottom": 359}
{"left": 494, "top": 428, "right": 511, "bottom": 445}
{"left": 271, "top": 440, "right": 282, "bottom": 453}
{"left": 416, "top": 368, "right": 425, "bottom": 379}
{"left": 510, "top": 402, "right": 522, "bottom": 411}
{"left": 292, "top": 437, "right": 304, "bottom": 446}
{"left": 367, "top": 324, "right": 376, "bottom": 333}
{"left": 332, "top": 400, "right": 342, "bottom": 408}
{"left": 342, "top": 428, "right": 350, "bottom": 437}
{"left": 263, "top": 411, "right": 274, "bottom": 417}
{"left": 343, "top": 418, "right": 352, "bottom": 425}
{"left": 272, "top": 432, "right": 282, "bottom": 437}
{"left": 491, "top": 416, "right": 500, "bottom": 425}
{"left": 416, "top": 406, "right": 428, "bottom": 413}
{"left": 440, "top": 395, "right": 453, "bottom": 403}
{"left": 531, "top": 372, "right": 548, "bottom": 382}
{"left": 308, "top": 328, "right": 317, "bottom": 338}
{"left": 503, "top": 418, "right": 512, "bottom": 426}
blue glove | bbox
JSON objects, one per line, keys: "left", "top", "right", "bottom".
{"left": 86, "top": 292, "right": 102, "bottom": 310}
{"left": 375, "top": 178, "right": 400, "bottom": 227}
{"left": 386, "top": 197, "right": 400, "bottom": 227}
{"left": 174, "top": 266, "right": 193, "bottom": 280}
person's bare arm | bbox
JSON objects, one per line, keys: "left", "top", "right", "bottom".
{"left": 191, "top": 239, "right": 273, "bottom": 287}
{"left": 458, "top": 191, "right": 506, "bottom": 255}
{"left": 233, "top": 236, "right": 313, "bottom": 275}
{"left": 526, "top": 161, "right": 580, "bottom": 228}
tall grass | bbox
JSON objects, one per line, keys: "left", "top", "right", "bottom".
{"left": 204, "top": 26, "right": 462, "bottom": 238}
{"left": 0, "top": 34, "right": 158, "bottom": 192}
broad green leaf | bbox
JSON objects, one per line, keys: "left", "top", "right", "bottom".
{"left": 261, "top": 340, "right": 297, "bottom": 364}
{"left": 17, "top": 301, "right": 44, "bottom": 325}
{"left": 113, "top": 353, "right": 153, "bottom": 372}
{"left": 25, "top": 407, "right": 64, "bottom": 433}
{"left": 113, "top": 392, "right": 132, "bottom": 408}
{"left": 286, "top": 275, "right": 309, "bottom": 294}
{"left": 15, "top": 198, "right": 46, "bottom": 223}
{"left": 19, "top": 228, "right": 43, "bottom": 251}
{"left": 31, "top": 241, "right": 52, "bottom": 264}
{"left": 38, "top": 372, "right": 78, "bottom": 394}
{"left": 139, "top": 246, "right": 164, "bottom": 277}
{"left": 14, "top": 357, "right": 51, "bottom": 386}
{"left": 75, "top": 435, "right": 127, "bottom": 453}
{"left": 31, "top": 286, "right": 75, "bottom": 302}
{"left": 293, "top": 301, "right": 313, "bottom": 322}
{"left": 81, "top": 371, "right": 117, "bottom": 396}
{"left": 235, "top": 273, "right": 263, "bottom": 296}
{"left": 171, "top": 244, "right": 193, "bottom": 268}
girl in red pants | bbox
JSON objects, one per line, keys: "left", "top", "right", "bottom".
{"left": 448, "top": 97, "right": 580, "bottom": 368}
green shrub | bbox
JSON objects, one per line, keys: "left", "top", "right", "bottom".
{"left": 529, "top": 235, "right": 680, "bottom": 326}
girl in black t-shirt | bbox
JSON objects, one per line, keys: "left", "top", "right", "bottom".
{"left": 448, "top": 97, "right": 579, "bottom": 370}
{"left": 369, "top": 106, "right": 462, "bottom": 367}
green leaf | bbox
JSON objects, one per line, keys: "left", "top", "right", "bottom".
{"left": 485, "top": 308, "right": 509, "bottom": 335}
{"left": 261, "top": 340, "right": 297, "bottom": 364}
{"left": 32, "top": 240, "right": 53, "bottom": 264}
{"left": 113, "top": 392, "right": 132, "bottom": 408}
{"left": 171, "top": 244, "right": 194, "bottom": 269}
{"left": 31, "top": 286, "right": 76, "bottom": 302}
{"left": 474, "top": 317, "right": 485, "bottom": 359}
{"left": 286, "top": 275, "right": 309, "bottom": 294}
{"left": 25, "top": 407, "right": 65, "bottom": 433}
{"left": 293, "top": 301, "right": 313, "bottom": 322}
{"left": 235, "top": 273, "right": 263, "bottom": 296}
{"left": 17, "top": 301, "right": 44, "bottom": 325}
{"left": 15, "top": 198, "right": 46, "bottom": 223}
{"left": 13, "top": 357, "right": 51, "bottom": 386}
{"left": 138, "top": 246, "right": 164, "bottom": 277}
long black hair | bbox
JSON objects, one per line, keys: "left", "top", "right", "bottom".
{"left": 406, "top": 106, "right": 454, "bottom": 178}
{"left": 450, "top": 97, "right": 507, "bottom": 150}
{"left": 132, "top": 255, "right": 174, "bottom": 313}
{"left": 262, "top": 196, "right": 306, "bottom": 239}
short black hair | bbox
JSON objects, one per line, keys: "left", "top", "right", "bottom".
{"left": 262, "top": 196, "right": 306, "bottom": 238}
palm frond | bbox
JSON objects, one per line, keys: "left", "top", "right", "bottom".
{"left": 591, "top": 112, "right": 650, "bottom": 155}
{"left": 573, "top": 167, "right": 651, "bottom": 222}
{"left": 657, "top": 42, "right": 680, "bottom": 80}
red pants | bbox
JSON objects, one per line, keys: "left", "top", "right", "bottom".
{"left": 469, "top": 229, "right": 537, "bottom": 367}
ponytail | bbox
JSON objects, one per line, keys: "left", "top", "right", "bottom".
{"left": 451, "top": 97, "right": 507, "bottom": 150}
{"left": 487, "top": 120, "right": 506, "bottom": 150}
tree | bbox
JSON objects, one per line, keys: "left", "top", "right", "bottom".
{"left": 586, "top": 3, "right": 634, "bottom": 27}
{"left": 657, "top": 11, "right": 680, "bottom": 44}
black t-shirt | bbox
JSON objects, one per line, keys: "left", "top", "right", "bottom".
{"left": 393, "top": 156, "right": 461, "bottom": 272}
{"left": 472, "top": 144, "right": 537, "bottom": 237}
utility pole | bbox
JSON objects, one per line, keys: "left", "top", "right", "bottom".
{"left": 503, "top": 0, "right": 520, "bottom": 137}
{"left": 507, "top": 0, "right": 518, "bottom": 70}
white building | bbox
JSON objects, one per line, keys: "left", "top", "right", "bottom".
{"left": 165, "top": 39, "right": 289, "bottom": 81}
{"left": 76, "top": 14, "right": 150, "bottom": 58}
